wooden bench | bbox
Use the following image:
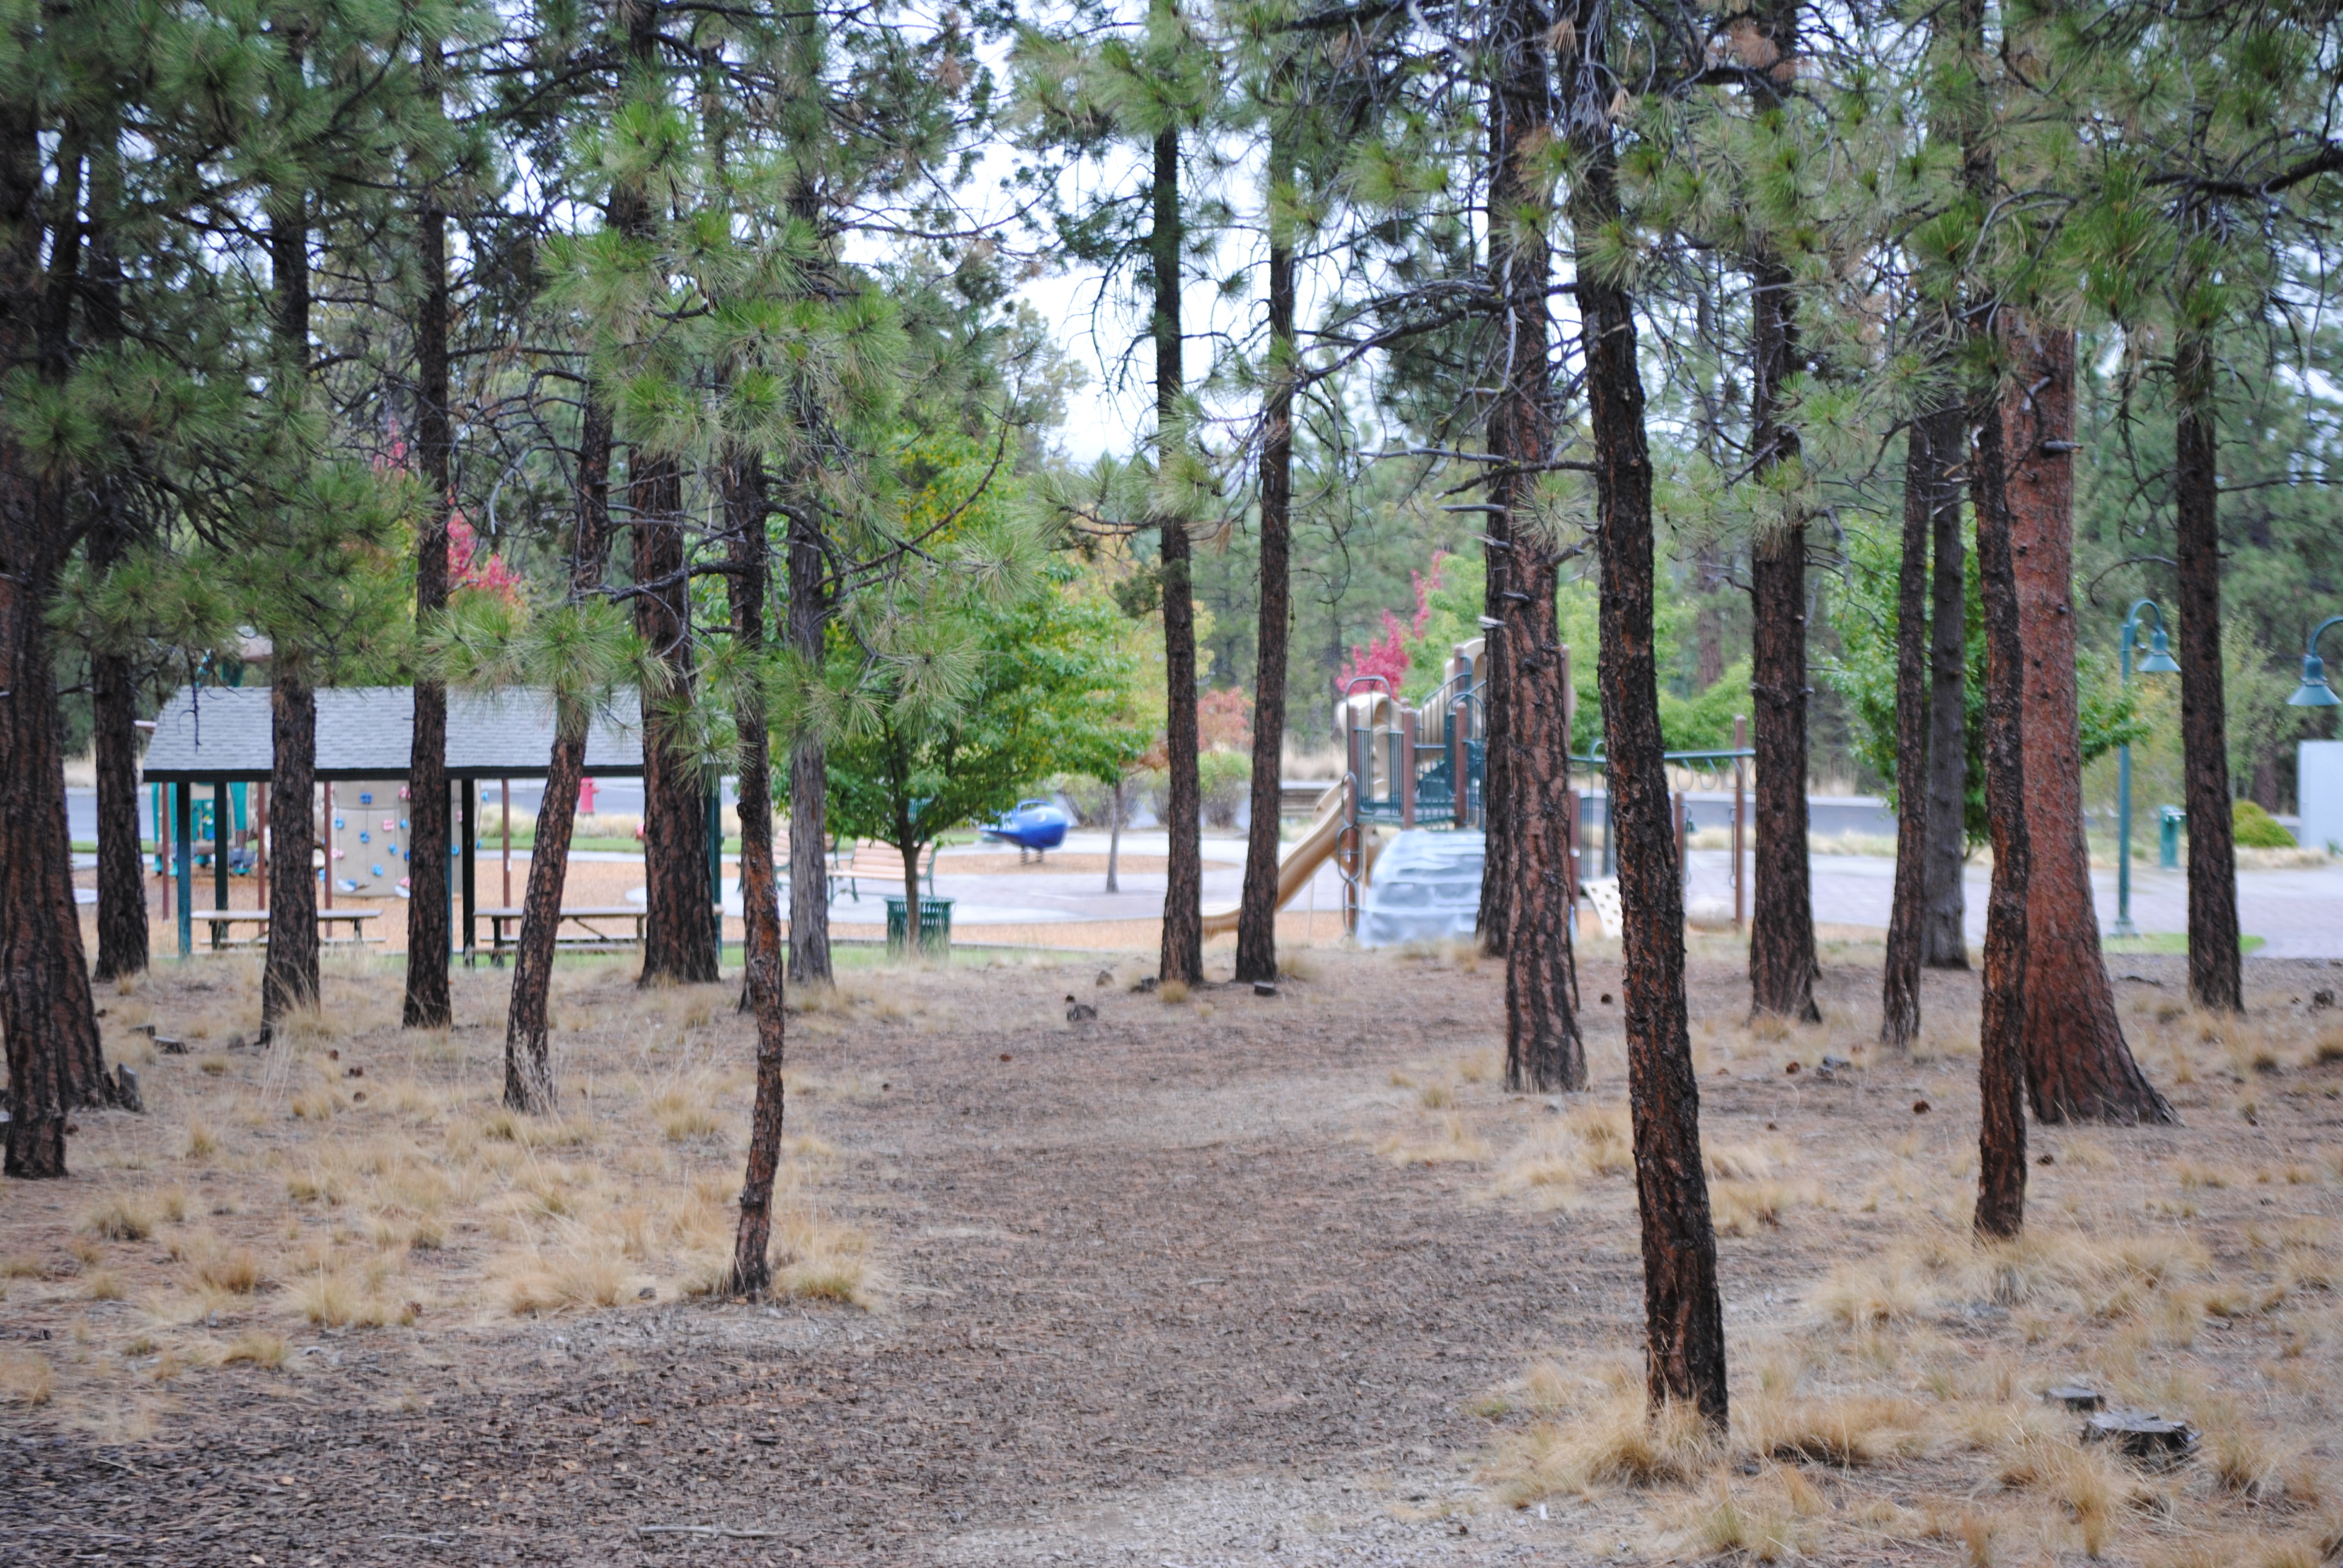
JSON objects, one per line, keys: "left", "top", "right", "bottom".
{"left": 191, "top": 910, "right": 381, "bottom": 949}
{"left": 476, "top": 906, "right": 648, "bottom": 965}
{"left": 837, "top": 842, "right": 936, "bottom": 901}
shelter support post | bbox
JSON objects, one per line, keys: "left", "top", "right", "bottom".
{"left": 460, "top": 780, "right": 476, "bottom": 969}
{"left": 214, "top": 781, "right": 229, "bottom": 946}
{"left": 174, "top": 783, "right": 192, "bottom": 959}
{"left": 499, "top": 779, "right": 511, "bottom": 908}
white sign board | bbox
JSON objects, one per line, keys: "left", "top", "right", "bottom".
{"left": 2302, "top": 740, "right": 2343, "bottom": 854}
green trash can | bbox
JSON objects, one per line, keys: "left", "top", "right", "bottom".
{"left": 884, "top": 895, "right": 954, "bottom": 955}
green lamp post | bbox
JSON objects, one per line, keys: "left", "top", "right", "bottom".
{"left": 2288, "top": 616, "right": 2343, "bottom": 710}
{"left": 2115, "top": 599, "right": 2180, "bottom": 938}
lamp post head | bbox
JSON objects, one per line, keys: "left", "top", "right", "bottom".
{"left": 2290, "top": 652, "right": 2342, "bottom": 708}
{"left": 2136, "top": 626, "right": 2180, "bottom": 675}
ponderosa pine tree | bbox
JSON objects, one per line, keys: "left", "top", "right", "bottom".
{"left": 1741, "top": 0, "right": 1820, "bottom": 1024}
{"left": 401, "top": 38, "right": 459, "bottom": 1029}
{"left": 1, "top": 16, "right": 117, "bottom": 1177}
{"left": 1567, "top": 0, "right": 1725, "bottom": 1424}
{"left": 1486, "top": 0, "right": 1581, "bottom": 1089}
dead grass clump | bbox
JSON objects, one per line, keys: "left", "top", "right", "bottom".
{"left": 1486, "top": 1368, "right": 1721, "bottom": 1502}
{"left": 1706, "top": 1142, "right": 1780, "bottom": 1181}
{"left": 1677, "top": 1468, "right": 1826, "bottom": 1563}
{"left": 1, "top": 1348, "right": 56, "bottom": 1405}
{"left": 1490, "top": 1126, "right": 1584, "bottom": 1211}
{"left": 1564, "top": 1103, "right": 1633, "bottom": 1175}
{"left": 221, "top": 1331, "right": 289, "bottom": 1368}
{"left": 82, "top": 1267, "right": 126, "bottom": 1301}
{"left": 650, "top": 1082, "right": 725, "bottom": 1143}
{"left": 79, "top": 1193, "right": 157, "bottom": 1242}
{"left": 1815, "top": 1256, "right": 1937, "bottom": 1326}
{"left": 1378, "top": 1112, "right": 1491, "bottom": 1166}
{"left": 1737, "top": 1388, "right": 1930, "bottom": 1466}
{"left": 477, "top": 1109, "right": 597, "bottom": 1149}
{"left": 1712, "top": 1179, "right": 1822, "bottom": 1236}
{"left": 1278, "top": 949, "right": 1322, "bottom": 982}
{"left": 503, "top": 1250, "right": 627, "bottom": 1316}
{"left": 193, "top": 1247, "right": 264, "bottom": 1295}
{"left": 1156, "top": 979, "right": 1191, "bottom": 1004}
{"left": 183, "top": 1119, "right": 221, "bottom": 1160}
{"left": 1996, "top": 1432, "right": 2129, "bottom": 1557}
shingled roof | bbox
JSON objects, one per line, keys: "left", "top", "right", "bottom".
{"left": 140, "top": 687, "right": 646, "bottom": 782}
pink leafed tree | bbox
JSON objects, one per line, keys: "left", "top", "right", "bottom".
{"left": 448, "top": 514, "right": 524, "bottom": 601}
{"left": 1336, "top": 553, "right": 1448, "bottom": 693}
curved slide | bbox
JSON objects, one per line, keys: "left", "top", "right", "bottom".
{"left": 1201, "top": 784, "right": 1377, "bottom": 938}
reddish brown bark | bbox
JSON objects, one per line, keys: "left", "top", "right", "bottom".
{"left": 504, "top": 398, "right": 617, "bottom": 1112}
{"left": 2, "top": 120, "right": 112, "bottom": 1164}
{"left": 634, "top": 461, "right": 719, "bottom": 985}
{"left": 1970, "top": 376, "right": 2030, "bottom": 1240}
{"left": 1154, "top": 111, "right": 1203, "bottom": 987}
{"left": 786, "top": 500, "right": 833, "bottom": 985}
{"left": 723, "top": 454, "right": 790, "bottom": 1296}
{"left": 1234, "top": 119, "right": 1295, "bottom": 988}
{"left": 1746, "top": 303, "right": 1818, "bottom": 1019}
{"left": 262, "top": 676, "right": 321, "bottom": 1024}
{"left": 2001, "top": 322, "right": 2171, "bottom": 1124}
{"left": 1922, "top": 436, "right": 1970, "bottom": 969}
{"left": 506, "top": 726, "right": 581, "bottom": 1112}
{"left": 402, "top": 183, "right": 453, "bottom": 1028}
{"left": 2174, "top": 361, "right": 2241, "bottom": 1013}
{"left": 1571, "top": 8, "right": 1726, "bottom": 1423}
{"left": 260, "top": 113, "right": 320, "bottom": 1034}
{"left": 1883, "top": 407, "right": 1961, "bottom": 1046}
{"left": 80, "top": 133, "right": 146, "bottom": 985}
{"left": 1486, "top": 0, "right": 1579, "bottom": 1090}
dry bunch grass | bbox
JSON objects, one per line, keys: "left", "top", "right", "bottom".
{"left": 1, "top": 949, "right": 879, "bottom": 1425}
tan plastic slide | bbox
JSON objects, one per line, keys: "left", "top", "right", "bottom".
{"left": 1201, "top": 783, "right": 1378, "bottom": 938}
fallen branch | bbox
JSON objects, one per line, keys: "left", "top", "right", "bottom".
{"left": 636, "top": 1524, "right": 782, "bottom": 1539}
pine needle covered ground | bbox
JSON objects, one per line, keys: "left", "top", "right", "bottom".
{"left": 2, "top": 939, "right": 2338, "bottom": 1566}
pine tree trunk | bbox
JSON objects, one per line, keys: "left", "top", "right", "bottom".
{"left": 1153, "top": 102, "right": 1203, "bottom": 987}
{"left": 261, "top": 113, "right": 318, "bottom": 1034}
{"left": 1922, "top": 430, "right": 1970, "bottom": 969}
{"left": 2001, "top": 320, "right": 2171, "bottom": 1124}
{"left": 723, "top": 456, "right": 789, "bottom": 1296}
{"left": 89, "top": 531, "right": 148, "bottom": 982}
{"left": 2174, "top": 351, "right": 2241, "bottom": 1013}
{"left": 82, "top": 133, "right": 145, "bottom": 985}
{"left": 263, "top": 673, "right": 321, "bottom": 1023}
{"left": 402, "top": 188, "right": 453, "bottom": 1029}
{"left": 1234, "top": 120, "right": 1294, "bottom": 987}
{"left": 1883, "top": 408, "right": 1958, "bottom": 1046}
{"left": 1746, "top": 270, "right": 1818, "bottom": 1022}
{"left": 786, "top": 503, "right": 833, "bottom": 985}
{"left": 503, "top": 397, "right": 615, "bottom": 1111}
{"left": 2, "top": 122, "right": 112, "bottom": 1163}
{"left": 634, "top": 462, "right": 719, "bottom": 985}
{"left": 505, "top": 728, "right": 581, "bottom": 1112}
{"left": 1969, "top": 379, "right": 2030, "bottom": 1240}
{"left": 1487, "top": 0, "right": 1579, "bottom": 1089}
{"left": 1570, "top": 17, "right": 1726, "bottom": 1423}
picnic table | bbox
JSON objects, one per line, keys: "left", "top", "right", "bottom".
{"left": 192, "top": 909, "right": 381, "bottom": 950}
{"left": 476, "top": 905, "right": 647, "bottom": 965}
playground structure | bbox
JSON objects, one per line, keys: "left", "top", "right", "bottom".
{"left": 1201, "top": 633, "right": 1758, "bottom": 943}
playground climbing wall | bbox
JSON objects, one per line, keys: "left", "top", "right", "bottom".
{"left": 324, "top": 780, "right": 414, "bottom": 897}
